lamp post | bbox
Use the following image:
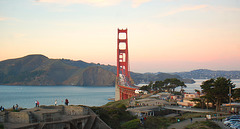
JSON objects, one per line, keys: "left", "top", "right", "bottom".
{"left": 229, "top": 86, "right": 232, "bottom": 113}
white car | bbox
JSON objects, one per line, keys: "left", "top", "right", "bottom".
{"left": 224, "top": 119, "right": 240, "bottom": 126}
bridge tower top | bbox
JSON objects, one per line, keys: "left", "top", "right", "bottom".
{"left": 117, "top": 28, "right": 130, "bottom": 85}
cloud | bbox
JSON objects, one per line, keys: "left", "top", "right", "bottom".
{"left": 210, "top": 6, "right": 240, "bottom": 12}
{"left": 0, "top": 17, "right": 9, "bottom": 21}
{"left": 132, "top": 0, "right": 151, "bottom": 8}
{"left": 157, "top": 5, "right": 209, "bottom": 18}
{"left": 14, "top": 33, "right": 26, "bottom": 38}
{"left": 36, "top": 0, "right": 122, "bottom": 7}
{"left": 36, "top": 0, "right": 151, "bottom": 7}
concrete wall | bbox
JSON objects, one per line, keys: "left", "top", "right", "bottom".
{"left": 93, "top": 117, "right": 111, "bottom": 129}
{"left": 32, "top": 110, "right": 62, "bottom": 122}
{"left": 8, "top": 112, "right": 29, "bottom": 123}
{"left": 2, "top": 106, "right": 111, "bottom": 129}
{"left": 0, "top": 112, "right": 5, "bottom": 123}
{"left": 64, "top": 106, "right": 88, "bottom": 116}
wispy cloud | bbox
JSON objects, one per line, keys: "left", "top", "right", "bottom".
{"left": 14, "top": 33, "right": 26, "bottom": 38}
{"left": 0, "top": 17, "right": 10, "bottom": 21}
{"left": 132, "top": 0, "right": 151, "bottom": 8}
{"left": 210, "top": 6, "right": 240, "bottom": 12}
{"left": 157, "top": 5, "right": 209, "bottom": 18}
{"left": 36, "top": 0, "right": 151, "bottom": 7}
{"left": 36, "top": 0, "right": 122, "bottom": 7}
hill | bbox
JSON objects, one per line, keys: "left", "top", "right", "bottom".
{"left": 0, "top": 55, "right": 114, "bottom": 86}
{"left": 0, "top": 54, "right": 186, "bottom": 86}
{"left": 173, "top": 69, "right": 240, "bottom": 79}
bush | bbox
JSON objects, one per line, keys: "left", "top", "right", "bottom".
{"left": 184, "top": 120, "right": 221, "bottom": 129}
{"left": 116, "top": 103, "right": 127, "bottom": 110}
{"left": 0, "top": 123, "right": 4, "bottom": 129}
{"left": 121, "top": 119, "right": 140, "bottom": 129}
{"left": 144, "top": 116, "right": 170, "bottom": 129}
{"left": 91, "top": 106, "right": 136, "bottom": 129}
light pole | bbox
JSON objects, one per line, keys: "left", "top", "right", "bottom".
{"left": 229, "top": 86, "right": 232, "bottom": 113}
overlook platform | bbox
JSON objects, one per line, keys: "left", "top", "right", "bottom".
{"left": 0, "top": 105, "right": 110, "bottom": 129}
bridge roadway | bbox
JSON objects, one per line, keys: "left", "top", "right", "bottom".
{"left": 116, "top": 84, "right": 138, "bottom": 100}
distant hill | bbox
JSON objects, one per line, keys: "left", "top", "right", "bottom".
{"left": 0, "top": 54, "right": 187, "bottom": 86}
{"left": 172, "top": 69, "right": 240, "bottom": 79}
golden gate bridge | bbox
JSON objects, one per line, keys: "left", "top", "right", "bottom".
{"left": 115, "top": 28, "right": 139, "bottom": 101}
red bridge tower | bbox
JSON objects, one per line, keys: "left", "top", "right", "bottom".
{"left": 115, "top": 28, "right": 137, "bottom": 101}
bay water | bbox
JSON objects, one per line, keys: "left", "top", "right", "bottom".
{"left": 0, "top": 79, "right": 239, "bottom": 109}
{"left": 0, "top": 86, "right": 115, "bottom": 109}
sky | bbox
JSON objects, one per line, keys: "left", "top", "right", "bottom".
{"left": 0, "top": 0, "right": 240, "bottom": 73}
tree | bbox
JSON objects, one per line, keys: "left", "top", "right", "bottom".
{"left": 140, "top": 78, "right": 186, "bottom": 93}
{"left": 190, "top": 89, "right": 206, "bottom": 109}
{"left": 139, "top": 85, "right": 151, "bottom": 92}
{"left": 153, "top": 81, "right": 164, "bottom": 92}
{"left": 232, "top": 88, "right": 240, "bottom": 102}
{"left": 200, "top": 77, "right": 235, "bottom": 111}
{"left": 163, "top": 78, "right": 186, "bottom": 93}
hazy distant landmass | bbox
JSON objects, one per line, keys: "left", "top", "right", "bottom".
{"left": 172, "top": 69, "right": 240, "bottom": 79}
{"left": 0, "top": 54, "right": 190, "bottom": 86}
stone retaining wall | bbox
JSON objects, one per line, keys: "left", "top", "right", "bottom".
{"left": 8, "top": 112, "right": 29, "bottom": 123}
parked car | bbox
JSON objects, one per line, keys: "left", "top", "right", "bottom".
{"left": 224, "top": 119, "right": 240, "bottom": 127}
{"left": 230, "top": 122, "right": 240, "bottom": 129}
{"left": 230, "top": 124, "right": 240, "bottom": 129}
{"left": 225, "top": 115, "right": 240, "bottom": 121}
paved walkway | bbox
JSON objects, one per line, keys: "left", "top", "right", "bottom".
{"left": 213, "top": 120, "right": 230, "bottom": 129}
{"left": 167, "top": 118, "right": 229, "bottom": 129}
{"left": 164, "top": 105, "right": 214, "bottom": 113}
{"left": 167, "top": 118, "right": 205, "bottom": 129}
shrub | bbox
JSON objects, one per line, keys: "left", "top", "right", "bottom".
{"left": 0, "top": 123, "right": 4, "bottom": 129}
{"left": 121, "top": 119, "right": 140, "bottom": 129}
{"left": 144, "top": 116, "right": 170, "bottom": 129}
{"left": 184, "top": 120, "right": 221, "bottom": 129}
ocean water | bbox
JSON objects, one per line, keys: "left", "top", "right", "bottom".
{"left": 0, "top": 79, "right": 239, "bottom": 109}
{"left": 0, "top": 86, "right": 115, "bottom": 109}
{"left": 177, "top": 79, "right": 240, "bottom": 93}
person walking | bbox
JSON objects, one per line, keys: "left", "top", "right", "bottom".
{"left": 15, "top": 104, "right": 18, "bottom": 111}
{"left": 65, "top": 99, "right": 69, "bottom": 106}
{"left": 55, "top": 99, "right": 57, "bottom": 106}
{"left": 35, "top": 100, "right": 37, "bottom": 107}
{"left": 190, "top": 117, "right": 193, "bottom": 123}
{"left": 37, "top": 100, "right": 40, "bottom": 107}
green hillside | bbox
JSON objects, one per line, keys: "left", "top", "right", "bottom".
{"left": 0, "top": 54, "right": 187, "bottom": 86}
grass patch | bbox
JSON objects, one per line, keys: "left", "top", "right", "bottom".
{"left": 184, "top": 120, "right": 221, "bottom": 129}
{"left": 104, "top": 99, "right": 130, "bottom": 108}
{"left": 121, "top": 119, "right": 140, "bottom": 129}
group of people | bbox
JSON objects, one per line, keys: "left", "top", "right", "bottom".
{"left": 35, "top": 100, "right": 40, "bottom": 107}
{"left": 54, "top": 99, "right": 69, "bottom": 106}
{"left": 12, "top": 104, "right": 19, "bottom": 111}
{"left": 34, "top": 99, "right": 69, "bottom": 107}
{"left": 0, "top": 98, "right": 70, "bottom": 112}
